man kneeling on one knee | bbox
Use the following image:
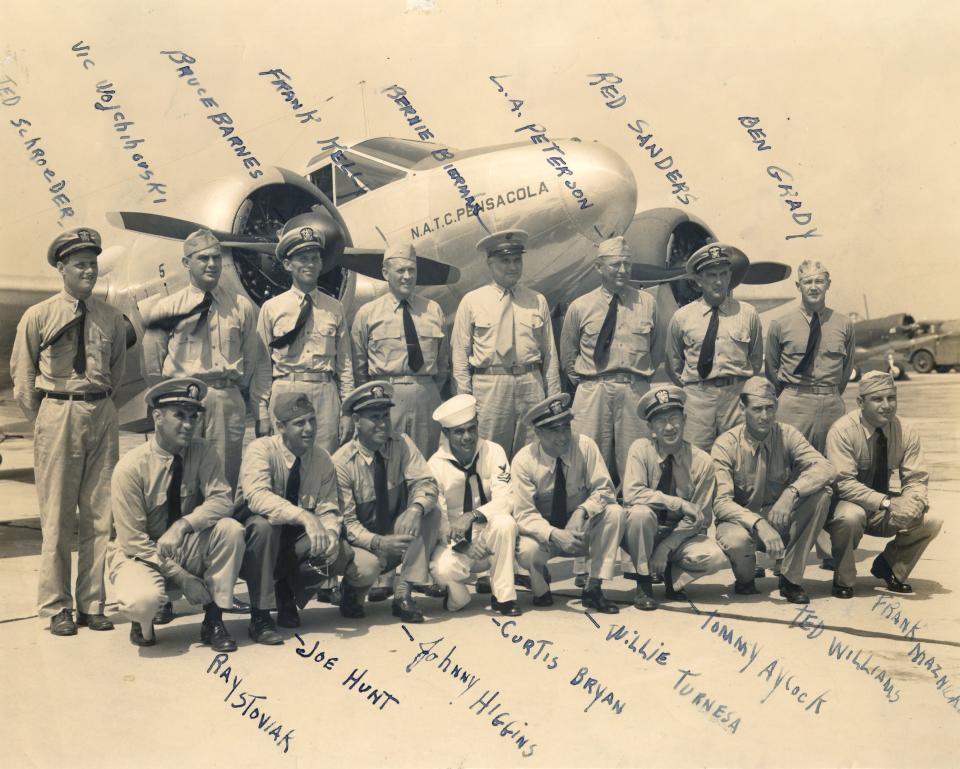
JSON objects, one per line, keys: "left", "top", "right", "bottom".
{"left": 109, "top": 378, "right": 255, "bottom": 650}
{"left": 236, "top": 392, "right": 379, "bottom": 644}
{"left": 428, "top": 395, "right": 521, "bottom": 616}
{"left": 512, "top": 393, "right": 624, "bottom": 613}
{"left": 712, "top": 376, "right": 835, "bottom": 604}
{"left": 825, "top": 371, "right": 942, "bottom": 597}
{"left": 622, "top": 386, "right": 728, "bottom": 610}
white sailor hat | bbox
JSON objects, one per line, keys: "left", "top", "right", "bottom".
{"left": 432, "top": 395, "right": 478, "bottom": 428}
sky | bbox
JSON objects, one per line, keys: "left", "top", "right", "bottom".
{"left": 1, "top": 0, "right": 958, "bottom": 319}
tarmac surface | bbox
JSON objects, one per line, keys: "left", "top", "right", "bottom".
{"left": 1, "top": 375, "right": 958, "bottom": 769}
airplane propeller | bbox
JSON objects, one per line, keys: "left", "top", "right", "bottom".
{"left": 630, "top": 260, "right": 792, "bottom": 286}
{"left": 106, "top": 208, "right": 461, "bottom": 287}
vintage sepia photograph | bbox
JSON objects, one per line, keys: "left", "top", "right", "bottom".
{"left": 1, "top": 1, "right": 957, "bottom": 767}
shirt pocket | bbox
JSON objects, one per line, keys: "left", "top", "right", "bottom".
{"left": 471, "top": 309, "right": 498, "bottom": 355}
{"left": 169, "top": 326, "right": 203, "bottom": 365}
{"left": 516, "top": 310, "right": 546, "bottom": 361}
{"left": 628, "top": 321, "right": 654, "bottom": 365}
{"left": 307, "top": 320, "right": 338, "bottom": 360}
{"left": 721, "top": 318, "right": 753, "bottom": 365}
{"left": 418, "top": 317, "right": 445, "bottom": 372}
{"left": 43, "top": 334, "right": 79, "bottom": 379}
{"left": 87, "top": 326, "right": 115, "bottom": 373}
{"left": 368, "top": 325, "right": 407, "bottom": 372}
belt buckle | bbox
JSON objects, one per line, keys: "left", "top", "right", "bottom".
{"left": 509, "top": 365, "right": 523, "bottom": 375}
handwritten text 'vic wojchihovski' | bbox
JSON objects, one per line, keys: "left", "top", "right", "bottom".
{"left": 207, "top": 653, "right": 295, "bottom": 755}
{"left": 489, "top": 74, "right": 595, "bottom": 211}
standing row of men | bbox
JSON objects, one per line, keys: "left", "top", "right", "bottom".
{"left": 11, "top": 224, "right": 941, "bottom": 646}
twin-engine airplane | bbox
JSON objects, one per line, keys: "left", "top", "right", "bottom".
{"left": 0, "top": 136, "right": 793, "bottom": 432}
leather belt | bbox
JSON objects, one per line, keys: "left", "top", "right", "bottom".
{"left": 276, "top": 372, "right": 334, "bottom": 383}
{"left": 693, "top": 376, "right": 745, "bottom": 388}
{"left": 473, "top": 363, "right": 539, "bottom": 376}
{"left": 783, "top": 383, "right": 839, "bottom": 395}
{"left": 384, "top": 374, "right": 434, "bottom": 385}
{"left": 580, "top": 371, "right": 649, "bottom": 385}
{"left": 39, "top": 390, "right": 111, "bottom": 402}
{"left": 203, "top": 378, "right": 238, "bottom": 390}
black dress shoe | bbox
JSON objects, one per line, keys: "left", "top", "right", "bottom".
{"left": 734, "top": 579, "right": 759, "bottom": 595}
{"left": 368, "top": 586, "right": 394, "bottom": 603}
{"left": 475, "top": 576, "right": 492, "bottom": 594}
{"left": 153, "top": 601, "right": 174, "bottom": 625}
{"left": 514, "top": 574, "right": 533, "bottom": 590}
{"left": 633, "top": 578, "right": 657, "bottom": 611}
{"left": 831, "top": 582, "right": 854, "bottom": 599}
{"left": 201, "top": 619, "right": 238, "bottom": 652}
{"left": 415, "top": 583, "right": 449, "bottom": 598}
{"left": 77, "top": 612, "right": 115, "bottom": 631}
{"left": 276, "top": 602, "right": 301, "bottom": 629}
{"left": 129, "top": 622, "right": 156, "bottom": 647}
{"left": 582, "top": 586, "right": 620, "bottom": 614}
{"left": 338, "top": 582, "right": 366, "bottom": 619}
{"left": 532, "top": 591, "right": 554, "bottom": 607}
{"left": 754, "top": 567, "right": 767, "bottom": 579}
{"left": 778, "top": 576, "right": 810, "bottom": 604}
{"left": 662, "top": 564, "right": 686, "bottom": 602}
{"left": 316, "top": 586, "right": 342, "bottom": 605}
{"left": 574, "top": 573, "right": 588, "bottom": 589}
{"left": 49, "top": 609, "right": 77, "bottom": 636}
{"left": 870, "top": 555, "right": 913, "bottom": 593}
{"left": 651, "top": 574, "right": 664, "bottom": 585}
{"left": 391, "top": 596, "right": 424, "bottom": 623}
{"left": 248, "top": 614, "right": 284, "bottom": 645}
{"left": 491, "top": 596, "right": 522, "bottom": 616}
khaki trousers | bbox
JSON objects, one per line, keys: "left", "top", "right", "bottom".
{"left": 430, "top": 515, "right": 519, "bottom": 610}
{"left": 472, "top": 371, "right": 545, "bottom": 458}
{"left": 827, "top": 499, "right": 942, "bottom": 587}
{"left": 715, "top": 488, "right": 832, "bottom": 585}
{"left": 776, "top": 389, "right": 845, "bottom": 454}
{"left": 202, "top": 385, "right": 246, "bottom": 491}
{"left": 352, "top": 505, "right": 443, "bottom": 587}
{"left": 682, "top": 380, "right": 746, "bottom": 452}
{"left": 33, "top": 397, "right": 118, "bottom": 617}
{"left": 571, "top": 378, "right": 650, "bottom": 481}
{"left": 107, "top": 518, "right": 245, "bottom": 627}
{"left": 389, "top": 379, "right": 442, "bottom": 458}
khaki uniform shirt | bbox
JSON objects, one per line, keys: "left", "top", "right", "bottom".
{"left": 111, "top": 436, "right": 234, "bottom": 578}
{"left": 765, "top": 306, "right": 856, "bottom": 389}
{"left": 11, "top": 291, "right": 127, "bottom": 415}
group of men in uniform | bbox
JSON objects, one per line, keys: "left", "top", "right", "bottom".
{"left": 10, "top": 222, "right": 942, "bottom": 651}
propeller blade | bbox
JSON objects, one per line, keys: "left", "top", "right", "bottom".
{"left": 106, "top": 212, "right": 274, "bottom": 245}
{"left": 629, "top": 263, "right": 686, "bottom": 282}
{"left": 741, "top": 261, "right": 792, "bottom": 285}
{"left": 340, "top": 248, "right": 461, "bottom": 286}
{"left": 220, "top": 241, "right": 278, "bottom": 255}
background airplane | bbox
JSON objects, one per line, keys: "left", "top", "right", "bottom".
{"left": 0, "top": 136, "right": 793, "bottom": 433}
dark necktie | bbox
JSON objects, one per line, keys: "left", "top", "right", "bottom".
{"left": 271, "top": 295, "right": 312, "bottom": 349}
{"left": 655, "top": 454, "right": 677, "bottom": 524}
{"left": 593, "top": 293, "right": 620, "bottom": 369}
{"left": 147, "top": 291, "right": 213, "bottom": 333}
{"left": 870, "top": 427, "right": 889, "bottom": 494}
{"left": 42, "top": 300, "right": 88, "bottom": 374}
{"left": 449, "top": 455, "right": 488, "bottom": 513}
{"left": 285, "top": 456, "right": 302, "bottom": 505}
{"left": 401, "top": 300, "right": 424, "bottom": 372}
{"left": 373, "top": 450, "right": 392, "bottom": 535}
{"left": 793, "top": 311, "right": 821, "bottom": 377}
{"left": 549, "top": 456, "right": 569, "bottom": 529}
{"left": 166, "top": 453, "right": 183, "bottom": 528}
{"left": 697, "top": 306, "right": 720, "bottom": 380}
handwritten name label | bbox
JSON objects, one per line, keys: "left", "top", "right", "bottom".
{"left": 294, "top": 634, "right": 400, "bottom": 711}
{"left": 71, "top": 41, "right": 168, "bottom": 203}
{"left": 490, "top": 618, "right": 560, "bottom": 669}
{"left": 405, "top": 630, "right": 539, "bottom": 758}
{"left": 258, "top": 68, "right": 322, "bottom": 123}
{"left": 568, "top": 667, "right": 626, "bottom": 714}
{"left": 737, "top": 116, "right": 820, "bottom": 240}
{"left": 206, "top": 653, "right": 295, "bottom": 754}
{"left": 789, "top": 606, "right": 900, "bottom": 704}
{"left": 699, "top": 607, "right": 829, "bottom": 713}
{"left": 489, "top": 75, "right": 594, "bottom": 210}
{"left": 382, "top": 84, "right": 481, "bottom": 217}
{"left": 316, "top": 136, "right": 371, "bottom": 193}
{"left": 586, "top": 72, "right": 697, "bottom": 205}
{"left": 673, "top": 668, "right": 743, "bottom": 732}
{"left": 160, "top": 51, "right": 264, "bottom": 179}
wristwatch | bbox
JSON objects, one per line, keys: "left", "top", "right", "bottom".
{"left": 879, "top": 496, "right": 892, "bottom": 513}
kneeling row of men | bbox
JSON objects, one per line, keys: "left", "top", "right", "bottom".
{"left": 107, "top": 366, "right": 941, "bottom": 652}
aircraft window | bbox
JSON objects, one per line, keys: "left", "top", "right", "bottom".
{"left": 338, "top": 150, "right": 406, "bottom": 191}
{"left": 351, "top": 137, "right": 438, "bottom": 167}
{"left": 332, "top": 162, "right": 368, "bottom": 205}
{"left": 310, "top": 164, "right": 334, "bottom": 200}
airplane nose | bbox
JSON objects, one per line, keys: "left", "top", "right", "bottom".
{"left": 557, "top": 140, "right": 637, "bottom": 242}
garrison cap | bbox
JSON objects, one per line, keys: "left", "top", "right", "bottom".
{"left": 638, "top": 385, "right": 686, "bottom": 421}
{"left": 597, "top": 236, "right": 631, "bottom": 259}
{"left": 183, "top": 229, "right": 220, "bottom": 259}
{"left": 740, "top": 376, "right": 778, "bottom": 404}
{"left": 859, "top": 370, "right": 896, "bottom": 396}
{"left": 145, "top": 377, "right": 207, "bottom": 411}
{"left": 47, "top": 227, "right": 102, "bottom": 266}
{"left": 797, "top": 259, "right": 830, "bottom": 279}
{"left": 383, "top": 242, "right": 417, "bottom": 264}
{"left": 342, "top": 380, "right": 395, "bottom": 416}
{"left": 277, "top": 225, "right": 326, "bottom": 261}
{"left": 525, "top": 393, "right": 573, "bottom": 429}
{"left": 433, "top": 394, "right": 477, "bottom": 428}
{"left": 686, "top": 242, "right": 750, "bottom": 288}
{"left": 273, "top": 391, "right": 315, "bottom": 423}
{"left": 477, "top": 229, "right": 528, "bottom": 257}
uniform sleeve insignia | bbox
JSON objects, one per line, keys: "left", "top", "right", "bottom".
{"left": 496, "top": 463, "right": 511, "bottom": 482}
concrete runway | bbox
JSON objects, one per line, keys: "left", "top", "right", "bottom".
{"left": 1, "top": 375, "right": 958, "bottom": 768}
